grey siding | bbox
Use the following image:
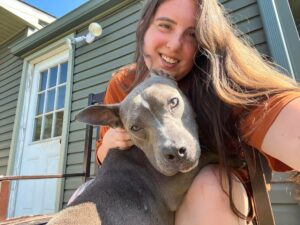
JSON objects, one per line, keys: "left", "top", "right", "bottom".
{"left": 270, "top": 173, "right": 300, "bottom": 225}
{"left": 221, "top": 0, "right": 269, "bottom": 55}
{"left": 0, "top": 33, "right": 25, "bottom": 175}
{"left": 63, "top": 1, "right": 142, "bottom": 206}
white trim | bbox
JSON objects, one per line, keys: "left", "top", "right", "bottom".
{"left": 274, "top": 0, "right": 300, "bottom": 81}
{"left": 7, "top": 34, "right": 74, "bottom": 217}
{"left": 257, "top": 0, "right": 294, "bottom": 78}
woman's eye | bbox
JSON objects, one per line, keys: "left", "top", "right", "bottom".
{"left": 169, "top": 97, "right": 179, "bottom": 109}
{"left": 186, "top": 30, "right": 196, "bottom": 39}
{"left": 158, "top": 23, "right": 171, "bottom": 31}
{"left": 131, "top": 125, "right": 142, "bottom": 132}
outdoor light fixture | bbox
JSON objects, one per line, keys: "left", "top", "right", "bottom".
{"left": 72, "top": 22, "right": 102, "bottom": 44}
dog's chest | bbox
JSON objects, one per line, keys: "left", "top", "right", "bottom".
{"left": 72, "top": 148, "right": 176, "bottom": 225}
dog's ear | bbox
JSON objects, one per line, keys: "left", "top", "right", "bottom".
{"left": 75, "top": 104, "right": 123, "bottom": 128}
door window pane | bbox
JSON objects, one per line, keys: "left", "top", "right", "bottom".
{"left": 54, "top": 111, "right": 64, "bottom": 137}
{"left": 40, "top": 71, "right": 48, "bottom": 91}
{"left": 37, "top": 93, "right": 45, "bottom": 115}
{"left": 33, "top": 61, "right": 68, "bottom": 141}
{"left": 57, "top": 86, "right": 65, "bottom": 109}
{"left": 49, "top": 66, "right": 58, "bottom": 88}
{"left": 46, "top": 89, "right": 55, "bottom": 112}
{"left": 59, "top": 62, "right": 68, "bottom": 84}
{"left": 33, "top": 117, "right": 42, "bottom": 141}
{"left": 43, "top": 114, "right": 53, "bottom": 139}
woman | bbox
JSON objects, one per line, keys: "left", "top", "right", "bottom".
{"left": 95, "top": 0, "right": 300, "bottom": 224}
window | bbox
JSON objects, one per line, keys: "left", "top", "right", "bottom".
{"left": 33, "top": 62, "right": 68, "bottom": 141}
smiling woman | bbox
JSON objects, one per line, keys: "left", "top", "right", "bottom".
{"left": 143, "top": 0, "right": 198, "bottom": 80}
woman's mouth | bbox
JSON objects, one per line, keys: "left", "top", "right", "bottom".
{"left": 160, "top": 54, "right": 179, "bottom": 65}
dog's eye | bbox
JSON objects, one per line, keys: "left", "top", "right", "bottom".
{"left": 169, "top": 97, "right": 179, "bottom": 109}
{"left": 131, "top": 125, "right": 142, "bottom": 132}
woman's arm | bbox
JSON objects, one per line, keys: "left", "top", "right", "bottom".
{"left": 261, "top": 97, "right": 300, "bottom": 171}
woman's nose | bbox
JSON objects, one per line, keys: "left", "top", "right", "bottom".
{"left": 166, "top": 34, "right": 182, "bottom": 51}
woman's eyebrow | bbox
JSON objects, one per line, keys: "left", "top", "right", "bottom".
{"left": 155, "top": 17, "right": 195, "bottom": 29}
{"left": 156, "top": 17, "right": 176, "bottom": 24}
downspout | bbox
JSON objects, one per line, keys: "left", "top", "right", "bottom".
{"left": 55, "top": 36, "right": 76, "bottom": 211}
{"left": 58, "top": 23, "right": 102, "bottom": 209}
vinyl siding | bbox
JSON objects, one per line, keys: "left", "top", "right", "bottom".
{"left": 221, "top": 0, "right": 269, "bottom": 55}
{"left": 62, "top": 1, "right": 142, "bottom": 206}
{"left": 270, "top": 173, "right": 300, "bottom": 225}
{"left": 0, "top": 32, "right": 26, "bottom": 175}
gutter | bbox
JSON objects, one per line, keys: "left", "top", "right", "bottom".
{"left": 10, "top": 0, "right": 135, "bottom": 57}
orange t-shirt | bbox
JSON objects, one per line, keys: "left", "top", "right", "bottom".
{"left": 96, "top": 64, "right": 300, "bottom": 171}
{"left": 239, "top": 91, "right": 300, "bottom": 171}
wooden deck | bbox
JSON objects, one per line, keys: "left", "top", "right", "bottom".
{"left": 0, "top": 214, "right": 53, "bottom": 225}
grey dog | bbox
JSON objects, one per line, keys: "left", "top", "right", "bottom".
{"left": 47, "top": 71, "right": 215, "bottom": 225}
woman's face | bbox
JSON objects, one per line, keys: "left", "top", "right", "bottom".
{"left": 143, "top": 0, "right": 198, "bottom": 80}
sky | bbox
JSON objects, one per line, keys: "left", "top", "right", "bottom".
{"left": 23, "top": 0, "right": 89, "bottom": 18}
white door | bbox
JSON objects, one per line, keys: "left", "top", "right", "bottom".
{"left": 13, "top": 52, "right": 68, "bottom": 217}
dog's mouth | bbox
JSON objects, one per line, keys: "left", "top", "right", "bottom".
{"left": 151, "top": 143, "right": 201, "bottom": 176}
{"left": 178, "top": 160, "right": 199, "bottom": 173}
{"left": 155, "top": 153, "right": 200, "bottom": 176}
{"left": 154, "top": 160, "right": 199, "bottom": 176}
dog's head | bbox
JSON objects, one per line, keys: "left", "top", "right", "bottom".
{"left": 76, "top": 71, "right": 200, "bottom": 176}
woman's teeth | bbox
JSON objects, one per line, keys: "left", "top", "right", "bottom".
{"left": 161, "top": 54, "right": 179, "bottom": 64}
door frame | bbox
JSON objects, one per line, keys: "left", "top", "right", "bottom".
{"left": 7, "top": 34, "right": 74, "bottom": 217}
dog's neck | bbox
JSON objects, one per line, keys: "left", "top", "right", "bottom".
{"left": 104, "top": 147, "right": 215, "bottom": 212}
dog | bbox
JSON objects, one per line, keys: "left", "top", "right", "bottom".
{"left": 47, "top": 71, "right": 215, "bottom": 225}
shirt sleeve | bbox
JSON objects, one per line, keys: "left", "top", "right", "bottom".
{"left": 240, "top": 91, "right": 300, "bottom": 172}
{"left": 95, "top": 64, "right": 136, "bottom": 164}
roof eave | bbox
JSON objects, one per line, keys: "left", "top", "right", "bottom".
{"left": 0, "top": 0, "right": 56, "bottom": 30}
{"left": 10, "top": 0, "right": 135, "bottom": 57}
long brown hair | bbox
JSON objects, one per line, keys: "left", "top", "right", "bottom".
{"left": 133, "top": 0, "right": 299, "bottom": 220}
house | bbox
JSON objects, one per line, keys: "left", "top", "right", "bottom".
{"left": 0, "top": 0, "right": 299, "bottom": 224}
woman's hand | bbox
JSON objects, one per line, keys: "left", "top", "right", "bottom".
{"left": 97, "top": 128, "right": 133, "bottom": 163}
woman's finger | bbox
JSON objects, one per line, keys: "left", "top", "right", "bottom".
{"left": 113, "top": 129, "right": 131, "bottom": 141}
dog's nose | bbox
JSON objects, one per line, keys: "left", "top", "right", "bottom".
{"left": 163, "top": 146, "right": 187, "bottom": 161}
{"left": 178, "top": 147, "right": 187, "bottom": 157}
